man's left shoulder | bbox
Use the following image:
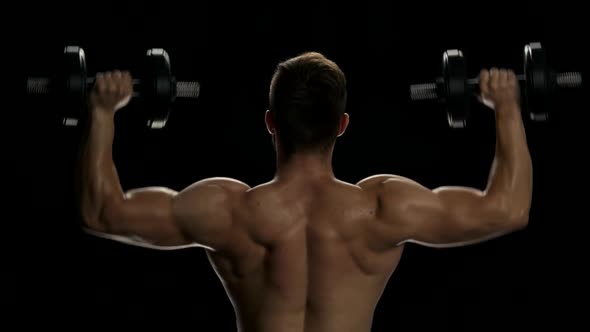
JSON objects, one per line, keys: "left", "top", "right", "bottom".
{"left": 174, "top": 177, "right": 251, "bottom": 221}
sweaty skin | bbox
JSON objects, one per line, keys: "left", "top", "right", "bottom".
{"left": 78, "top": 69, "right": 532, "bottom": 332}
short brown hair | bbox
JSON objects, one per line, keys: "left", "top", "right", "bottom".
{"left": 269, "top": 52, "right": 347, "bottom": 156}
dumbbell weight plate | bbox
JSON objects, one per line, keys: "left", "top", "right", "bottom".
{"left": 142, "top": 48, "right": 175, "bottom": 129}
{"left": 442, "top": 50, "right": 469, "bottom": 129}
{"left": 59, "top": 46, "right": 87, "bottom": 126}
{"left": 524, "top": 42, "right": 550, "bottom": 121}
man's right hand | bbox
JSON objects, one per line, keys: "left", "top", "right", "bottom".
{"left": 478, "top": 68, "right": 520, "bottom": 112}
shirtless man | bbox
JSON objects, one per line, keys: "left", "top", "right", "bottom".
{"left": 78, "top": 52, "right": 532, "bottom": 332}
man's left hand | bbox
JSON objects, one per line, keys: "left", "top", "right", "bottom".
{"left": 90, "top": 70, "right": 133, "bottom": 113}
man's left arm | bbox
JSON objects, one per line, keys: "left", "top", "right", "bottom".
{"left": 77, "top": 71, "right": 249, "bottom": 251}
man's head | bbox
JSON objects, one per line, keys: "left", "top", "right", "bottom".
{"left": 266, "top": 52, "right": 349, "bottom": 158}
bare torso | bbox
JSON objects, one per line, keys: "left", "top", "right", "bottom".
{"left": 207, "top": 177, "right": 404, "bottom": 332}
{"left": 79, "top": 66, "right": 530, "bottom": 332}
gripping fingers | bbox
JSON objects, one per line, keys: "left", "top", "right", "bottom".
{"left": 479, "top": 69, "right": 490, "bottom": 97}
{"left": 500, "top": 69, "right": 509, "bottom": 86}
{"left": 123, "top": 71, "right": 133, "bottom": 96}
{"left": 478, "top": 69, "right": 494, "bottom": 109}
{"left": 106, "top": 72, "right": 118, "bottom": 94}
{"left": 95, "top": 72, "right": 106, "bottom": 93}
{"left": 501, "top": 70, "right": 507, "bottom": 87}
{"left": 508, "top": 70, "right": 517, "bottom": 87}
{"left": 478, "top": 67, "right": 520, "bottom": 110}
{"left": 90, "top": 70, "right": 134, "bottom": 111}
{"left": 489, "top": 67, "right": 499, "bottom": 90}
{"left": 110, "top": 70, "right": 130, "bottom": 96}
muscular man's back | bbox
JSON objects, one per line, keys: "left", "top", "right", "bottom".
{"left": 208, "top": 177, "right": 404, "bottom": 332}
{"left": 78, "top": 61, "right": 531, "bottom": 332}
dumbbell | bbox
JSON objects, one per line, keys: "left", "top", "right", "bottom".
{"left": 26, "top": 46, "right": 201, "bottom": 129}
{"left": 409, "top": 42, "right": 583, "bottom": 128}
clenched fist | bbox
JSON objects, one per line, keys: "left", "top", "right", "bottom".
{"left": 89, "top": 70, "right": 133, "bottom": 112}
{"left": 478, "top": 68, "right": 520, "bottom": 111}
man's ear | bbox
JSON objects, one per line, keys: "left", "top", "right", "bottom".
{"left": 265, "top": 110, "right": 276, "bottom": 134}
{"left": 337, "top": 113, "right": 349, "bottom": 137}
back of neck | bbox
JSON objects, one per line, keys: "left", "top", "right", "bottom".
{"left": 275, "top": 152, "right": 334, "bottom": 181}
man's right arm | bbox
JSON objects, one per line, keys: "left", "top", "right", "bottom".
{"left": 361, "top": 68, "right": 533, "bottom": 248}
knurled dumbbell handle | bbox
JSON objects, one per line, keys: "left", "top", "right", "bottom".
{"left": 26, "top": 77, "right": 200, "bottom": 98}
{"left": 410, "top": 72, "right": 582, "bottom": 101}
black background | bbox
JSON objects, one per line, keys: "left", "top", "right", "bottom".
{"left": 9, "top": 2, "right": 589, "bottom": 330}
